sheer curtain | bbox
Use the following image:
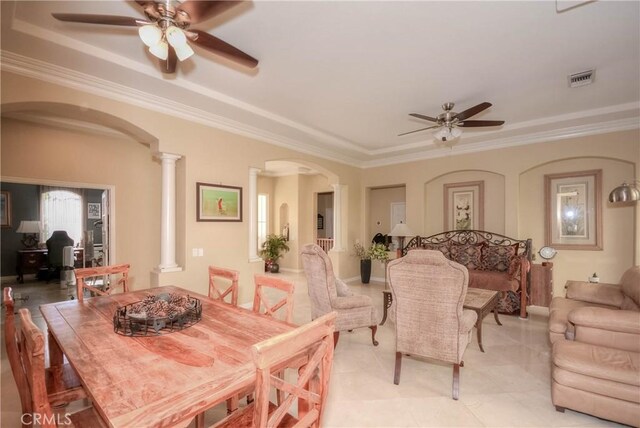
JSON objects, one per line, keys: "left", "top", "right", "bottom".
{"left": 41, "top": 186, "right": 83, "bottom": 245}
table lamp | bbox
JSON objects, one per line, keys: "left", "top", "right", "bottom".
{"left": 389, "top": 222, "right": 414, "bottom": 258}
{"left": 16, "top": 220, "right": 42, "bottom": 249}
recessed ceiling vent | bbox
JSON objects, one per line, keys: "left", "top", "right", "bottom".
{"left": 568, "top": 69, "right": 595, "bottom": 88}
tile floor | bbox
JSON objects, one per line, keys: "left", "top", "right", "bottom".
{"left": 1, "top": 273, "right": 626, "bottom": 427}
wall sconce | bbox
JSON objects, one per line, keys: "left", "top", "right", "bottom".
{"left": 16, "top": 220, "right": 42, "bottom": 249}
{"left": 608, "top": 180, "right": 640, "bottom": 203}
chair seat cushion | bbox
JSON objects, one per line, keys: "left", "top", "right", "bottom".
{"left": 468, "top": 270, "right": 519, "bottom": 292}
{"left": 553, "top": 340, "right": 640, "bottom": 387}
{"left": 553, "top": 340, "right": 640, "bottom": 405}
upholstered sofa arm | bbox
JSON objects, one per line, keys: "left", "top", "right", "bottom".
{"left": 459, "top": 309, "right": 477, "bottom": 334}
{"left": 565, "top": 281, "right": 624, "bottom": 308}
{"left": 568, "top": 307, "right": 640, "bottom": 353}
{"left": 331, "top": 295, "right": 372, "bottom": 310}
{"left": 569, "top": 307, "right": 640, "bottom": 335}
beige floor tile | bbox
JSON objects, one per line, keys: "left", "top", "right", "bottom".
{"left": 323, "top": 398, "right": 421, "bottom": 427}
{"left": 462, "top": 392, "right": 548, "bottom": 427}
{"left": 405, "top": 396, "right": 485, "bottom": 427}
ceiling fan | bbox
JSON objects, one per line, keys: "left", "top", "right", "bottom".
{"left": 399, "top": 102, "right": 505, "bottom": 142}
{"left": 52, "top": 0, "right": 258, "bottom": 74}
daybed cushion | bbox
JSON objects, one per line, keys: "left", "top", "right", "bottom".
{"left": 468, "top": 270, "right": 519, "bottom": 292}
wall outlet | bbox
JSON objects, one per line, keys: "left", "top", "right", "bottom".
{"left": 198, "top": 248, "right": 204, "bottom": 257}
{"left": 192, "top": 248, "right": 198, "bottom": 257}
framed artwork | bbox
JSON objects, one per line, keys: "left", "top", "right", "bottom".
{"left": 317, "top": 214, "right": 324, "bottom": 230}
{"left": 545, "top": 170, "right": 602, "bottom": 250}
{"left": 197, "top": 182, "right": 243, "bottom": 222}
{"left": 88, "top": 203, "right": 101, "bottom": 219}
{"left": 0, "top": 191, "right": 11, "bottom": 228}
{"left": 443, "top": 181, "right": 484, "bottom": 231}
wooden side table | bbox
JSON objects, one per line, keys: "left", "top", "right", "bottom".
{"left": 463, "top": 288, "right": 501, "bottom": 352}
{"left": 530, "top": 262, "right": 553, "bottom": 307}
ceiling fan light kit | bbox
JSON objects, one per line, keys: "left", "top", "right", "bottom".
{"left": 52, "top": 1, "right": 259, "bottom": 74}
{"left": 400, "top": 101, "right": 505, "bottom": 146}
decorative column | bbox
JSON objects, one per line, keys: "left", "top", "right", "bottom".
{"left": 157, "top": 153, "right": 182, "bottom": 272}
{"left": 331, "top": 183, "right": 345, "bottom": 251}
{"left": 248, "top": 167, "right": 261, "bottom": 261}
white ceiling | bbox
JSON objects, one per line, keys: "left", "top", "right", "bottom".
{"left": 1, "top": 1, "right": 639, "bottom": 167}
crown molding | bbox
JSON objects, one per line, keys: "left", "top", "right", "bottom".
{"left": 362, "top": 117, "right": 640, "bottom": 168}
{"left": 2, "top": 51, "right": 638, "bottom": 170}
{"left": 10, "top": 16, "right": 368, "bottom": 155}
{"left": 0, "top": 50, "right": 364, "bottom": 167}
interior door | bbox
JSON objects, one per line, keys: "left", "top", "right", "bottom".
{"left": 390, "top": 202, "right": 406, "bottom": 248}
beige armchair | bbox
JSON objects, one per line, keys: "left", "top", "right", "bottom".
{"left": 549, "top": 266, "right": 640, "bottom": 426}
{"left": 300, "top": 244, "right": 379, "bottom": 347}
{"left": 388, "top": 250, "right": 477, "bottom": 400}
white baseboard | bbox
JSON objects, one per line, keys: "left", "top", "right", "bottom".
{"left": 527, "top": 305, "right": 550, "bottom": 317}
{"left": 343, "top": 276, "right": 361, "bottom": 283}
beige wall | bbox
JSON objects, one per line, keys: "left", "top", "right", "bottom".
{"left": 363, "top": 132, "right": 639, "bottom": 295}
{"left": 1, "top": 118, "right": 161, "bottom": 289}
{"left": 1, "top": 71, "right": 364, "bottom": 303}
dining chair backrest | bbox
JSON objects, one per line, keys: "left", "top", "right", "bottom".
{"left": 75, "top": 263, "right": 130, "bottom": 302}
{"left": 4, "top": 288, "right": 33, "bottom": 424}
{"left": 252, "top": 311, "right": 336, "bottom": 428}
{"left": 252, "top": 274, "right": 295, "bottom": 323}
{"left": 208, "top": 266, "right": 239, "bottom": 306}
{"left": 18, "top": 308, "right": 56, "bottom": 428}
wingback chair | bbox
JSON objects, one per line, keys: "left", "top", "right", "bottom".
{"left": 300, "top": 244, "right": 379, "bottom": 347}
{"left": 388, "top": 249, "right": 477, "bottom": 400}
{"left": 46, "top": 230, "right": 73, "bottom": 282}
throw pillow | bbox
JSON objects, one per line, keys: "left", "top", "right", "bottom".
{"left": 449, "top": 243, "right": 482, "bottom": 270}
{"left": 481, "top": 243, "right": 518, "bottom": 272}
{"left": 422, "top": 242, "right": 451, "bottom": 260}
{"left": 508, "top": 255, "right": 522, "bottom": 280}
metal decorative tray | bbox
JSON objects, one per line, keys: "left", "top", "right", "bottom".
{"left": 113, "top": 293, "right": 202, "bottom": 336}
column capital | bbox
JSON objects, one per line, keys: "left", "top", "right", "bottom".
{"left": 249, "top": 167, "right": 262, "bottom": 176}
{"left": 155, "top": 152, "right": 182, "bottom": 162}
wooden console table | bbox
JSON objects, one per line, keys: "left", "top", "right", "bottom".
{"left": 16, "top": 248, "right": 84, "bottom": 283}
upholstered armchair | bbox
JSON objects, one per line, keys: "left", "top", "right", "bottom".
{"left": 300, "top": 244, "right": 379, "bottom": 347}
{"left": 549, "top": 266, "right": 640, "bottom": 426}
{"left": 388, "top": 249, "right": 477, "bottom": 400}
{"left": 46, "top": 230, "right": 74, "bottom": 282}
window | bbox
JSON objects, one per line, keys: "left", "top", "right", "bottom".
{"left": 257, "top": 194, "right": 268, "bottom": 251}
{"left": 41, "top": 190, "right": 83, "bottom": 244}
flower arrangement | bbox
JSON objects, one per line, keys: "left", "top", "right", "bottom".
{"left": 353, "top": 242, "right": 389, "bottom": 262}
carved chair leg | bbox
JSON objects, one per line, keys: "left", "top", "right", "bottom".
{"left": 555, "top": 405, "right": 565, "bottom": 413}
{"left": 369, "top": 325, "right": 379, "bottom": 346}
{"left": 333, "top": 331, "right": 340, "bottom": 349}
{"left": 394, "top": 352, "right": 402, "bottom": 385}
{"left": 452, "top": 364, "right": 460, "bottom": 400}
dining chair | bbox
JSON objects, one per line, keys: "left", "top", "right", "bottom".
{"left": 388, "top": 250, "right": 477, "bottom": 400}
{"left": 208, "top": 266, "right": 239, "bottom": 306}
{"left": 75, "top": 263, "right": 130, "bottom": 302}
{"left": 4, "top": 287, "right": 87, "bottom": 416}
{"left": 14, "top": 307, "right": 105, "bottom": 427}
{"left": 252, "top": 274, "right": 295, "bottom": 323}
{"left": 211, "top": 312, "right": 337, "bottom": 428}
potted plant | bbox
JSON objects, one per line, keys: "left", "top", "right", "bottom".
{"left": 353, "top": 242, "right": 389, "bottom": 284}
{"left": 259, "top": 234, "right": 290, "bottom": 273}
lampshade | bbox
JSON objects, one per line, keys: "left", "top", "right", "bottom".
{"left": 149, "top": 41, "right": 169, "bottom": 60}
{"left": 138, "top": 24, "right": 163, "bottom": 47}
{"left": 165, "top": 26, "right": 187, "bottom": 48}
{"left": 434, "top": 127, "right": 462, "bottom": 142}
{"left": 389, "top": 223, "right": 414, "bottom": 237}
{"left": 608, "top": 182, "right": 640, "bottom": 203}
{"left": 16, "top": 220, "right": 41, "bottom": 234}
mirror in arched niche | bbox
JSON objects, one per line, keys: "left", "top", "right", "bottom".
{"left": 279, "top": 203, "right": 289, "bottom": 240}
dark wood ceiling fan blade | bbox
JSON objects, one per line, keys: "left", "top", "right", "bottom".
{"left": 409, "top": 113, "right": 439, "bottom": 122}
{"left": 52, "top": 13, "right": 147, "bottom": 27}
{"left": 454, "top": 102, "right": 492, "bottom": 121}
{"left": 160, "top": 47, "right": 178, "bottom": 74}
{"left": 188, "top": 30, "right": 258, "bottom": 68}
{"left": 177, "top": 1, "right": 241, "bottom": 24}
{"left": 398, "top": 125, "right": 439, "bottom": 136}
{"left": 458, "top": 120, "right": 505, "bottom": 127}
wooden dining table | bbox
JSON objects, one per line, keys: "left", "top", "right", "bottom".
{"left": 40, "top": 285, "right": 296, "bottom": 428}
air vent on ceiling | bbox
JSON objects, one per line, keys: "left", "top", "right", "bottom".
{"left": 568, "top": 69, "right": 595, "bottom": 88}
